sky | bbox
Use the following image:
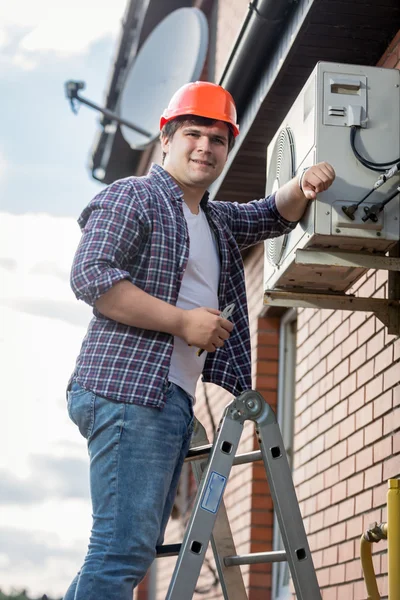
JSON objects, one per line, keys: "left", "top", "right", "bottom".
{"left": 0, "top": 1, "right": 129, "bottom": 596}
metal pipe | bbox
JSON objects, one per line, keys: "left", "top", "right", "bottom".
{"left": 388, "top": 479, "right": 400, "bottom": 600}
{"left": 360, "top": 522, "right": 387, "bottom": 600}
{"left": 224, "top": 550, "right": 287, "bottom": 567}
{"left": 360, "top": 535, "right": 381, "bottom": 600}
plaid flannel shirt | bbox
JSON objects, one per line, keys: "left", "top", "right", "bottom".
{"left": 69, "top": 164, "right": 297, "bottom": 408}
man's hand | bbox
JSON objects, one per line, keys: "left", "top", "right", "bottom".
{"left": 275, "top": 161, "right": 336, "bottom": 221}
{"left": 179, "top": 307, "right": 234, "bottom": 353}
{"left": 300, "top": 162, "right": 336, "bottom": 200}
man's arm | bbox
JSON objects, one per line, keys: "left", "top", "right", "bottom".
{"left": 275, "top": 162, "right": 336, "bottom": 221}
{"left": 95, "top": 281, "right": 233, "bottom": 353}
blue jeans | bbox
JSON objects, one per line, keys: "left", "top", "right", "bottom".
{"left": 63, "top": 381, "right": 194, "bottom": 600}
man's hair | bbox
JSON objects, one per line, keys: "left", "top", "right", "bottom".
{"left": 160, "top": 114, "right": 236, "bottom": 164}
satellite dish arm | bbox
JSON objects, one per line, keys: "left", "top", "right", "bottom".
{"left": 64, "top": 80, "right": 153, "bottom": 139}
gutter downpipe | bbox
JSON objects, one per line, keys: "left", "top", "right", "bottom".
{"left": 219, "top": 0, "right": 296, "bottom": 117}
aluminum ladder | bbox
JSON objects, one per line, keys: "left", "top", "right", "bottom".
{"left": 156, "top": 390, "right": 321, "bottom": 599}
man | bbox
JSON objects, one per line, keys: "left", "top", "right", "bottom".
{"left": 64, "top": 81, "right": 335, "bottom": 599}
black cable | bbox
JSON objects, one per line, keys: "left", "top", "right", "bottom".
{"left": 362, "top": 186, "right": 400, "bottom": 222}
{"left": 350, "top": 127, "right": 400, "bottom": 172}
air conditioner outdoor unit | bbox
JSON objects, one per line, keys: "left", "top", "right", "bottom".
{"left": 264, "top": 61, "right": 400, "bottom": 293}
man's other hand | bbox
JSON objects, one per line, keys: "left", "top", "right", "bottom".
{"left": 300, "top": 162, "right": 336, "bottom": 200}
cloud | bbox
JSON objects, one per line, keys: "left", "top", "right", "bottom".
{"left": 0, "top": 147, "right": 9, "bottom": 182}
{"left": 0, "top": 0, "right": 128, "bottom": 69}
{"left": 0, "top": 455, "right": 90, "bottom": 506}
{"left": 0, "top": 297, "right": 92, "bottom": 327}
{"left": 0, "top": 257, "right": 17, "bottom": 271}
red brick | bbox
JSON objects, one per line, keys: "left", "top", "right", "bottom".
{"left": 338, "top": 497, "right": 355, "bottom": 521}
{"left": 317, "top": 567, "right": 330, "bottom": 588}
{"left": 340, "top": 373, "right": 357, "bottom": 400}
{"left": 383, "top": 363, "right": 400, "bottom": 391}
{"left": 333, "top": 400, "right": 348, "bottom": 425}
{"left": 373, "top": 481, "right": 388, "bottom": 507}
{"left": 256, "top": 345, "right": 279, "bottom": 360}
{"left": 330, "top": 563, "right": 345, "bottom": 585}
{"left": 256, "top": 360, "right": 278, "bottom": 375}
{"left": 366, "top": 330, "right": 385, "bottom": 360}
{"left": 330, "top": 522, "right": 346, "bottom": 545}
{"left": 331, "top": 480, "right": 347, "bottom": 504}
{"left": 309, "top": 510, "right": 324, "bottom": 534}
{"left": 346, "top": 515, "right": 363, "bottom": 540}
{"left": 373, "top": 436, "right": 392, "bottom": 463}
{"left": 311, "top": 397, "right": 326, "bottom": 420}
{"left": 382, "top": 50, "right": 399, "bottom": 69}
{"left": 339, "top": 413, "right": 356, "bottom": 440}
{"left": 373, "top": 389, "right": 393, "bottom": 418}
{"left": 357, "top": 318, "right": 375, "bottom": 346}
{"left": 364, "top": 463, "right": 382, "bottom": 489}
{"left": 365, "top": 374, "right": 384, "bottom": 402}
{"left": 394, "top": 385, "right": 400, "bottom": 407}
{"left": 317, "top": 449, "right": 332, "bottom": 473}
{"left": 355, "top": 489, "right": 373, "bottom": 514}
{"left": 383, "top": 455, "right": 400, "bottom": 480}
{"left": 355, "top": 402, "right": 373, "bottom": 429}
{"left": 339, "top": 455, "right": 356, "bottom": 481}
{"left": 393, "top": 431, "right": 400, "bottom": 454}
{"left": 345, "top": 558, "right": 362, "bottom": 582}
{"left": 320, "top": 333, "right": 335, "bottom": 359}
{"left": 355, "top": 446, "right": 373, "bottom": 472}
{"left": 323, "top": 544, "right": 338, "bottom": 566}
{"left": 348, "top": 388, "right": 365, "bottom": 414}
{"left": 364, "top": 418, "right": 383, "bottom": 444}
{"left": 324, "top": 504, "right": 339, "bottom": 527}
{"left": 327, "top": 346, "right": 342, "bottom": 372}
{"left": 318, "top": 410, "right": 333, "bottom": 435}
{"left": 334, "top": 358, "right": 350, "bottom": 386}
{"left": 347, "top": 472, "right": 364, "bottom": 497}
{"left": 357, "top": 359, "right": 375, "bottom": 387}
{"left": 338, "top": 540, "right": 354, "bottom": 563}
{"left": 324, "top": 424, "right": 340, "bottom": 449}
{"left": 331, "top": 440, "right": 347, "bottom": 464}
{"left": 373, "top": 346, "right": 393, "bottom": 376}
{"left": 324, "top": 464, "right": 339, "bottom": 488}
{"left": 350, "top": 346, "right": 367, "bottom": 372}
{"left": 322, "top": 586, "right": 337, "bottom": 600}
{"left": 347, "top": 430, "right": 364, "bottom": 455}
{"left": 341, "top": 331, "right": 358, "bottom": 359}
{"left": 384, "top": 407, "right": 400, "bottom": 435}
{"left": 257, "top": 375, "right": 278, "bottom": 390}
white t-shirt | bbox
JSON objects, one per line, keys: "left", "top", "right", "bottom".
{"left": 168, "top": 202, "right": 220, "bottom": 400}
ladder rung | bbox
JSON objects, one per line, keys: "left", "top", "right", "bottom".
{"left": 185, "top": 445, "right": 262, "bottom": 466}
{"left": 156, "top": 543, "right": 181, "bottom": 558}
{"left": 224, "top": 550, "right": 287, "bottom": 567}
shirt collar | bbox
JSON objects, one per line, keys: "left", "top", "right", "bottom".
{"left": 148, "top": 163, "right": 210, "bottom": 209}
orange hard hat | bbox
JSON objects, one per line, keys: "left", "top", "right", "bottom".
{"left": 160, "top": 81, "right": 239, "bottom": 137}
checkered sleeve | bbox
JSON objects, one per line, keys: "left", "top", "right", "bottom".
{"left": 212, "top": 193, "right": 298, "bottom": 250}
{"left": 70, "top": 180, "right": 149, "bottom": 307}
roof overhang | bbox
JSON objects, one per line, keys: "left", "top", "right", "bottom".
{"left": 89, "top": 0, "right": 400, "bottom": 189}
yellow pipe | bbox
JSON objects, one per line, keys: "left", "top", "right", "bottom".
{"left": 360, "top": 533, "right": 381, "bottom": 600}
{"left": 388, "top": 479, "right": 400, "bottom": 600}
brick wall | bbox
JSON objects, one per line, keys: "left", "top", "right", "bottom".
{"left": 291, "top": 32, "right": 400, "bottom": 600}
{"left": 137, "top": 14, "right": 400, "bottom": 600}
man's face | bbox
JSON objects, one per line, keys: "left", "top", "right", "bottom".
{"left": 161, "top": 121, "right": 230, "bottom": 191}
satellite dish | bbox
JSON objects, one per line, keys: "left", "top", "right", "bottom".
{"left": 118, "top": 7, "right": 209, "bottom": 149}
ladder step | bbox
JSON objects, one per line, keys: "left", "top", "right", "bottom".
{"left": 185, "top": 445, "right": 262, "bottom": 466}
{"left": 224, "top": 550, "right": 287, "bottom": 567}
{"left": 156, "top": 543, "right": 181, "bottom": 558}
